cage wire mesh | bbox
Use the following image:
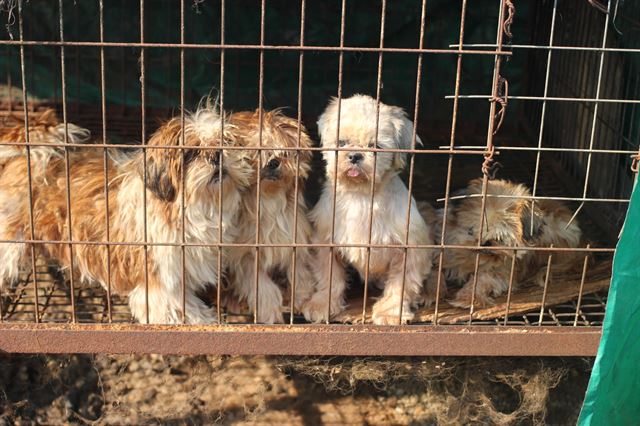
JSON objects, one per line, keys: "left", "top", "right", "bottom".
{"left": 0, "top": 0, "right": 637, "bottom": 355}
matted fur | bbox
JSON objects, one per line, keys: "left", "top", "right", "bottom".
{"left": 303, "top": 95, "right": 437, "bottom": 325}
{"left": 0, "top": 108, "right": 90, "bottom": 174}
{"left": 0, "top": 103, "right": 252, "bottom": 324}
{"left": 226, "top": 109, "right": 316, "bottom": 323}
{"left": 420, "top": 178, "right": 583, "bottom": 308}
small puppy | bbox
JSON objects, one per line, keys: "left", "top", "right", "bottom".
{"left": 0, "top": 108, "right": 90, "bottom": 173}
{"left": 226, "top": 109, "right": 316, "bottom": 323}
{"left": 0, "top": 102, "right": 252, "bottom": 323}
{"left": 421, "top": 178, "right": 583, "bottom": 308}
{"left": 303, "top": 94, "right": 436, "bottom": 325}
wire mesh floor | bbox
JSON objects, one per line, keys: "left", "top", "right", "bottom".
{"left": 0, "top": 263, "right": 608, "bottom": 327}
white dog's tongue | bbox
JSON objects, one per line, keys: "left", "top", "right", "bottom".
{"left": 347, "top": 168, "right": 361, "bottom": 178}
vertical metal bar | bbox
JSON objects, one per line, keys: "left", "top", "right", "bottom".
{"left": 120, "top": 0, "right": 127, "bottom": 107}
{"left": 393, "top": 0, "right": 428, "bottom": 325}
{"left": 216, "top": 0, "right": 226, "bottom": 324}
{"left": 6, "top": 46, "right": 12, "bottom": 113}
{"left": 326, "top": 0, "right": 347, "bottom": 324}
{"left": 16, "top": 1, "right": 40, "bottom": 323}
{"left": 140, "top": 0, "right": 150, "bottom": 324}
{"left": 58, "top": 0, "right": 77, "bottom": 323}
{"left": 289, "top": 0, "right": 306, "bottom": 325}
{"left": 467, "top": 0, "right": 507, "bottom": 325}
{"left": 573, "top": 244, "right": 591, "bottom": 326}
{"left": 254, "top": 0, "right": 266, "bottom": 323}
{"left": 73, "top": 4, "right": 80, "bottom": 115}
{"left": 530, "top": 0, "right": 558, "bottom": 235}
{"left": 361, "top": 0, "right": 386, "bottom": 323}
{"left": 537, "top": 245, "right": 554, "bottom": 326}
{"left": 179, "top": 0, "right": 187, "bottom": 324}
{"left": 502, "top": 250, "right": 517, "bottom": 325}
{"left": 434, "top": 0, "right": 468, "bottom": 325}
{"left": 98, "top": 0, "right": 113, "bottom": 323}
{"left": 580, "top": 1, "right": 612, "bottom": 203}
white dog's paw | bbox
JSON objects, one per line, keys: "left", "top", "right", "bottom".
{"left": 185, "top": 306, "right": 220, "bottom": 325}
{"left": 302, "top": 294, "right": 344, "bottom": 323}
{"left": 257, "top": 306, "right": 285, "bottom": 324}
{"left": 371, "top": 298, "right": 414, "bottom": 325}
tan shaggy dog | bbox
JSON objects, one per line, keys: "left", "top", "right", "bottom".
{"left": 226, "top": 109, "right": 316, "bottom": 323}
{"left": 0, "top": 103, "right": 252, "bottom": 324}
{"left": 420, "top": 178, "right": 583, "bottom": 308}
{"left": 0, "top": 108, "right": 90, "bottom": 173}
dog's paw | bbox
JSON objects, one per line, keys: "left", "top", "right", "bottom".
{"left": 371, "top": 298, "right": 414, "bottom": 325}
{"left": 449, "top": 286, "right": 493, "bottom": 309}
{"left": 257, "top": 307, "right": 285, "bottom": 324}
{"left": 185, "top": 306, "right": 220, "bottom": 325}
{"left": 302, "top": 294, "right": 343, "bottom": 323}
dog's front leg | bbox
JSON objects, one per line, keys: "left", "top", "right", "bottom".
{"left": 302, "top": 246, "right": 347, "bottom": 323}
{"left": 371, "top": 249, "right": 429, "bottom": 325}
{"left": 127, "top": 274, "right": 218, "bottom": 324}
{"left": 287, "top": 247, "right": 317, "bottom": 313}
{"left": 231, "top": 254, "right": 284, "bottom": 324}
{"left": 450, "top": 269, "right": 509, "bottom": 309}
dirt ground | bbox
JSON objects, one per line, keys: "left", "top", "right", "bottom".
{"left": 0, "top": 354, "right": 592, "bottom": 425}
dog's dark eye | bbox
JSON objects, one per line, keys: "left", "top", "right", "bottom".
{"left": 267, "top": 158, "right": 280, "bottom": 169}
{"left": 183, "top": 148, "right": 199, "bottom": 166}
{"left": 211, "top": 150, "right": 221, "bottom": 166}
{"left": 338, "top": 140, "right": 348, "bottom": 147}
{"left": 481, "top": 240, "right": 500, "bottom": 247}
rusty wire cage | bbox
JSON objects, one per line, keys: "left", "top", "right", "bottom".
{"left": 0, "top": 0, "right": 637, "bottom": 356}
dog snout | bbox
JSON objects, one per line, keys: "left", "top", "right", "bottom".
{"left": 260, "top": 159, "right": 281, "bottom": 180}
{"left": 348, "top": 152, "right": 363, "bottom": 164}
{"left": 211, "top": 150, "right": 221, "bottom": 166}
{"left": 266, "top": 158, "right": 280, "bottom": 170}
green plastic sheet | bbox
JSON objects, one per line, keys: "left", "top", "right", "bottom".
{"left": 579, "top": 177, "right": 640, "bottom": 425}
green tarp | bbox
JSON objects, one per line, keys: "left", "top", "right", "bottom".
{"left": 578, "top": 175, "right": 640, "bottom": 425}
{"left": 0, "top": 0, "right": 532, "bottom": 123}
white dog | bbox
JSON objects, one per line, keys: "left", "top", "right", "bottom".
{"left": 302, "top": 94, "right": 437, "bottom": 325}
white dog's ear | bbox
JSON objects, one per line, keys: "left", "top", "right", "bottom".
{"left": 317, "top": 97, "right": 339, "bottom": 145}
{"left": 388, "top": 106, "right": 421, "bottom": 171}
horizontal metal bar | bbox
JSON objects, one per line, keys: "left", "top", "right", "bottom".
{"left": 0, "top": 324, "right": 602, "bottom": 356}
{"left": 0, "top": 141, "right": 487, "bottom": 155}
{"left": 450, "top": 43, "right": 640, "bottom": 53}
{"left": 438, "top": 194, "right": 629, "bottom": 204}
{"left": 0, "top": 40, "right": 511, "bottom": 56}
{"left": 0, "top": 238, "right": 616, "bottom": 252}
{"left": 445, "top": 94, "right": 640, "bottom": 104}
{"left": 445, "top": 145, "right": 640, "bottom": 155}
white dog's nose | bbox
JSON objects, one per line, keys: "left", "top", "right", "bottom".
{"left": 348, "top": 152, "right": 363, "bottom": 164}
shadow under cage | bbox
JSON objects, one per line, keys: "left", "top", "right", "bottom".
{"left": 0, "top": 0, "right": 637, "bottom": 355}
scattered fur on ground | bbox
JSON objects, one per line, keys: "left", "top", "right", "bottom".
{"left": 276, "top": 357, "right": 590, "bottom": 426}
{"left": 0, "top": 355, "right": 591, "bottom": 425}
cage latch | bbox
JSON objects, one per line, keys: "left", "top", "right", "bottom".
{"left": 631, "top": 153, "right": 640, "bottom": 173}
{"left": 503, "top": 0, "right": 515, "bottom": 39}
{"left": 482, "top": 145, "right": 502, "bottom": 180}
{"left": 490, "top": 76, "right": 509, "bottom": 136}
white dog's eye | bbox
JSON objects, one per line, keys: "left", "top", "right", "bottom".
{"left": 338, "top": 139, "right": 348, "bottom": 147}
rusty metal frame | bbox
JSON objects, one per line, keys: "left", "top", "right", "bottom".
{"left": 0, "top": 324, "right": 601, "bottom": 356}
{"left": 0, "top": 0, "right": 633, "bottom": 356}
